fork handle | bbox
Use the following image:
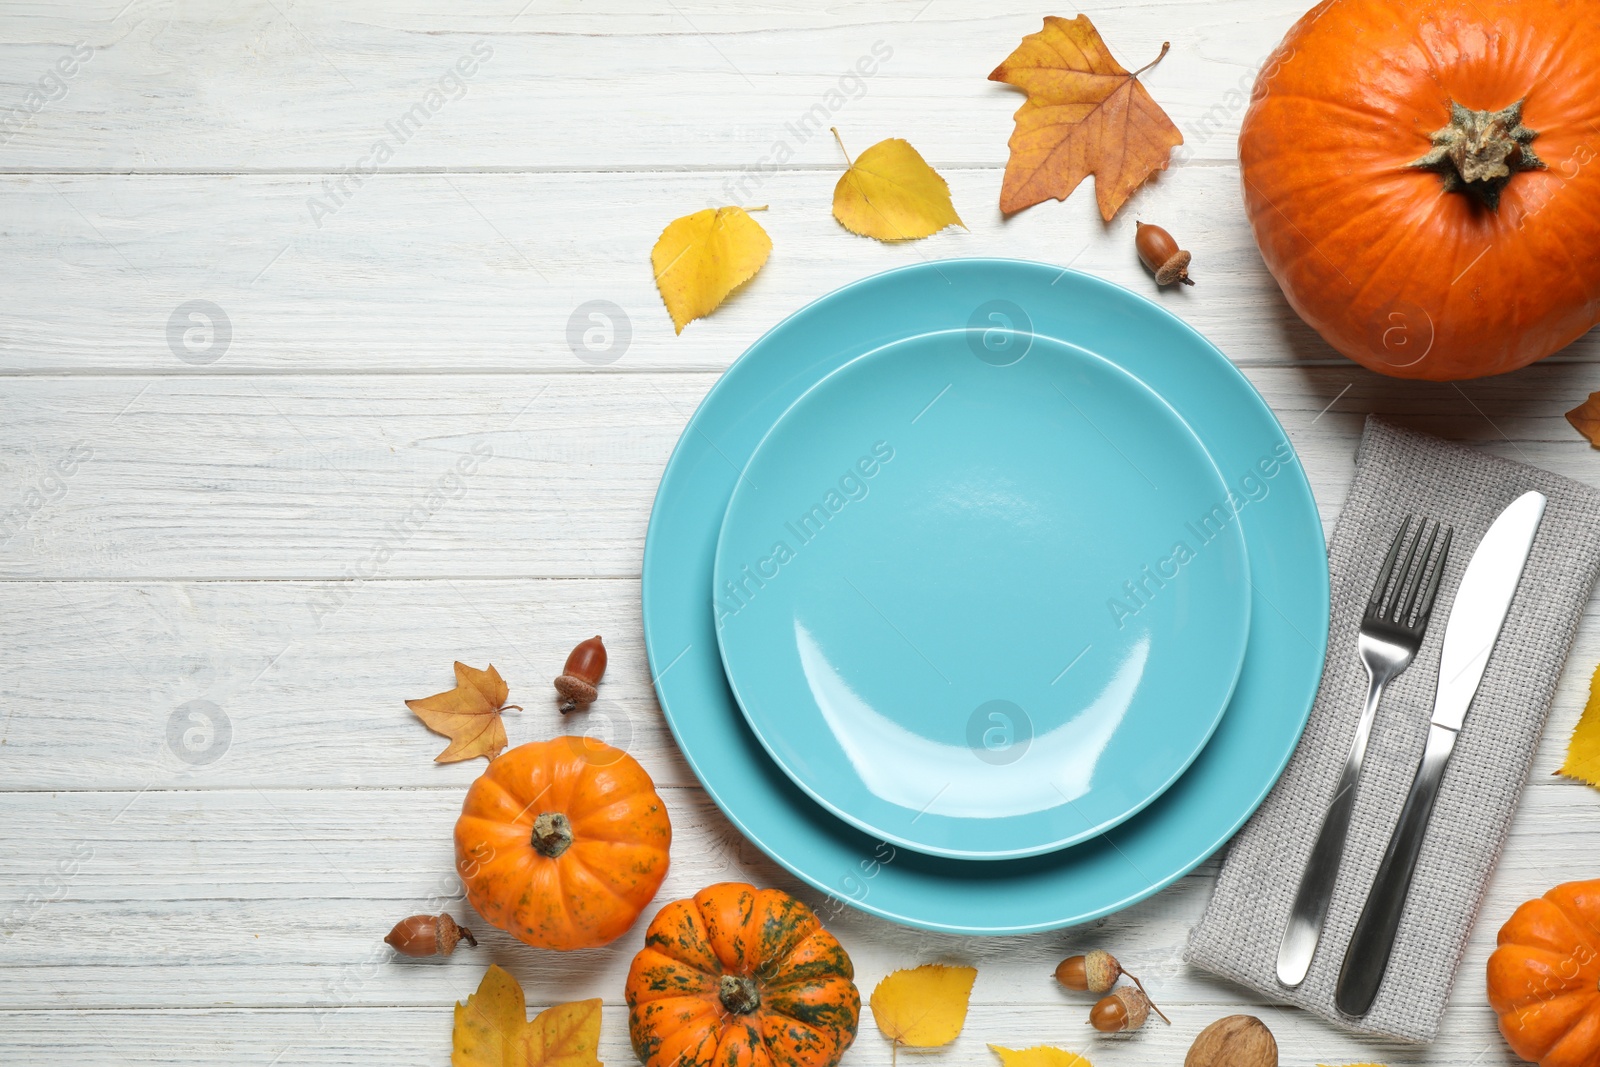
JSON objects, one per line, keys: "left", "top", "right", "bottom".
{"left": 1275, "top": 674, "right": 1388, "bottom": 987}
{"left": 1336, "top": 722, "right": 1458, "bottom": 1017}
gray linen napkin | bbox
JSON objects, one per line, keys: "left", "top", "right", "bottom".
{"left": 1186, "top": 416, "right": 1600, "bottom": 1042}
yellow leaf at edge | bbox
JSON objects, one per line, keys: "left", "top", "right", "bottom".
{"left": 832, "top": 135, "right": 964, "bottom": 242}
{"left": 987, "top": 15, "right": 1182, "bottom": 221}
{"left": 651, "top": 206, "right": 772, "bottom": 334}
{"left": 871, "top": 963, "right": 978, "bottom": 1047}
{"left": 990, "top": 1045, "right": 1093, "bottom": 1067}
{"left": 1561, "top": 662, "right": 1600, "bottom": 786}
{"left": 1567, "top": 392, "right": 1600, "bottom": 448}
{"left": 406, "top": 661, "right": 513, "bottom": 764}
{"left": 453, "top": 964, "right": 603, "bottom": 1067}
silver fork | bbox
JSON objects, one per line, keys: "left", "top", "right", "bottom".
{"left": 1275, "top": 515, "right": 1453, "bottom": 988}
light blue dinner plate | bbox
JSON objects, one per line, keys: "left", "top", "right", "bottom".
{"left": 711, "top": 332, "right": 1251, "bottom": 859}
{"left": 642, "top": 259, "right": 1329, "bottom": 933}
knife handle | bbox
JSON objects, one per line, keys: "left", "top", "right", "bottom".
{"left": 1335, "top": 722, "right": 1458, "bottom": 1017}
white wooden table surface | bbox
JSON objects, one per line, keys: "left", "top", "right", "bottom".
{"left": 4, "top": 2, "right": 1599, "bottom": 1064}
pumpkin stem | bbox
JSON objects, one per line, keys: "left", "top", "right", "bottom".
{"left": 1409, "top": 99, "right": 1545, "bottom": 209}
{"left": 530, "top": 812, "right": 574, "bottom": 858}
{"left": 718, "top": 974, "right": 762, "bottom": 1015}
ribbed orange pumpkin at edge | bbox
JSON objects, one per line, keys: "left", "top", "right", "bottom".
{"left": 1487, "top": 879, "right": 1600, "bottom": 1067}
{"left": 1239, "top": 0, "right": 1600, "bottom": 380}
{"left": 626, "top": 882, "right": 861, "bottom": 1067}
{"left": 454, "top": 737, "right": 671, "bottom": 951}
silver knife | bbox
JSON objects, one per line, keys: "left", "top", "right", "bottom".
{"left": 1335, "top": 489, "right": 1546, "bottom": 1017}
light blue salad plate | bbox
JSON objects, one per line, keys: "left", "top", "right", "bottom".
{"left": 642, "top": 259, "right": 1329, "bottom": 933}
{"left": 711, "top": 332, "right": 1251, "bottom": 860}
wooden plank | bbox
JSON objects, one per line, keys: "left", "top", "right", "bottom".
{"left": 0, "top": 579, "right": 695, "bottom": 788}
{"left": 0, "top": 777, "right": 1593, "bottom": 1004}
{"left": 0, "top": 0, "right": 1307, "bottom": 171}
{"left": 0, "top": 373, "right": 701, "bottom": 579}
{"left": 4, "top": 572, "right": 1600, "bottom": 792}
{"left": 0, "top": 1004, "right": 1522, "bottom": 1067}
{"left": 0, "top": 167, "right": 1284, "bottom": 374}
{"left": 6, "top": 168, "right": 1598, "bottom": 374}
{"left": 2, "top": 367, "right": 1599, "bottom": 580}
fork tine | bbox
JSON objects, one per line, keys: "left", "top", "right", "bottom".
{"left": 1386, "top": 519, "right": 1426, "bottom": 622}
{"left": 1369, "top": 516, "right": 1413, "bottom": 611}
{"left": 1413, "top": 525, "right": 1453, "bottom": 624}
{"left": 1396, "top": 522, "right": 1439, "bottom": 624}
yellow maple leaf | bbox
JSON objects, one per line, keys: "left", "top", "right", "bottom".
{"left": 1559, "top": 662, "right": 1600, "bottom": 786}
{"left": 406, "top": 661, "right": 519, "bottom": 763}
{"left": 830, "top": 129, "right": 964, "bottom": 242}
{"left": 988, "top": 16, "right": 1182, "bottom": 221}
{"left": 990, "top": 1045, "right": 1092, "bottom": 1067}
{"left": 453, "top": 964, "right": 603, "bottom": 1067}
{"left": 651, "top": 206, "right": 772, "bottom": 334}
{"left": 871, "top": 964, "right": 977, "bottom": 1048}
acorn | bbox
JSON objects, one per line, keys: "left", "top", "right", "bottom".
{"left": 1090, "top": 986, "right": 1153, "bottom": 1032}
{"left": 555, "top": 635, "right": 607, "bottom": 714}
{"left": 384, "top": 912, "right": 476, "bottom": 957}
{"left": 1135, "top": 221, "right": 1195, "bottom": 286}
{"left": 1056, "top": 949, "right": 1122, "bottom": 994}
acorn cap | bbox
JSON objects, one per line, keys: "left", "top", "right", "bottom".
{"left": 1110, "top": 986, "right": 1150, "bottom": 1030}
{"left": 1155, "top": 250, "right": 1193, "bottom": 286}
{"left": 555, "top": 675, "right": 598, "bottom": 706}
{"left": 1084, "top": 949, "right": 1120, "bottom": 994}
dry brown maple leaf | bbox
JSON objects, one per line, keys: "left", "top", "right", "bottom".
{"left": 989, "top": 16, "right": 1182, "bottom": 221}
{"left": 1568, "top": 391, "right": 1600, "bottom": 447}
{"left": 406, "top": 662, "right": 519, "bottom": 763}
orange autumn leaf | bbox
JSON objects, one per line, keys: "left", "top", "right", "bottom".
{"left": 988, "top": 16, "right": 1182, "bottom": 221}
{"left": 1567, "top": 392, "right": 1600, "bottom": 447}
{"left": 453, "top": 964, "right": 603, "bottom": 1067}
{"left": 406, "top": 661, "right": 519, "bottom": 763}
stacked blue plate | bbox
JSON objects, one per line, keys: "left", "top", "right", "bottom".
{"left": 642, "top": 260, "right": 1329, "bottom": 934}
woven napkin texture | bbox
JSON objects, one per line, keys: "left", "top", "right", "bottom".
{"left": 1186, "top": 416, "right": 1600, "bottom": 1042}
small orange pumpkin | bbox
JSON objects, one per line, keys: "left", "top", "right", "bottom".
{"left": 1240, "top": 0, "right": 1600, "bottom": 380}
{"left": 454, "top": 737, "right": 671, "bottom": 951}
{"left": 626, "top": 883, "right": 860, "bottom": 1067}
{"left": 1487, "top": 879, "right": 1600, "bottom": 1067}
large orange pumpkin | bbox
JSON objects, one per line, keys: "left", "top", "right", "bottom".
{"left": 454, "top": 737, "right": 671, "bottom": 951}
{"left": 625, "top": 883, "right": 860, "bottom": 1067}
{"left": 1487, "top": 879, "right": 1600, "bottom": 1066}
{"left": 1239, "top": 0, "right": 1600, "bottom": 380}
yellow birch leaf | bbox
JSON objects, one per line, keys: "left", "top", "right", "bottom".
{"left": 453, "top": 964, "right": 603, "bottom": 1067}
{"left": 651, "top": 206, "right": 772, "bottom": 334}
{"left": 406, "top": 661, "right": 518, "bottom": 763}
{"left": 990, "top": 1045, "right": 1093, "bottom": 1067}
{"left": 1560, "top": 662, "right": 1600, "bottom": 786}
{"left": 871, "top": 964, "right": 978, "bottom": 1047}
{"left": 831, "top": 130, "right": 964, "bottom": 242}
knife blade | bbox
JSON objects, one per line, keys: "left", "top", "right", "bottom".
{"left": 1334, "top": 489, "right": 1546, "bottom": 1017}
